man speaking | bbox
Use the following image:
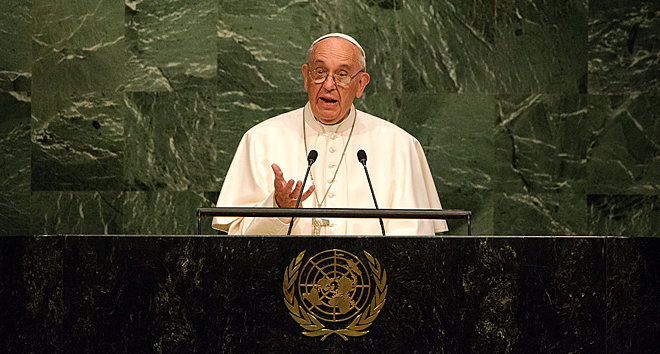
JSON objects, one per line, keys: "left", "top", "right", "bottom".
{"left": 212, "top": 33, "right": 447, "bottom": 235}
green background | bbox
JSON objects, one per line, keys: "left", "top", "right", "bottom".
{"left": 1, "top": 0, "right": 658, "bottom": 236}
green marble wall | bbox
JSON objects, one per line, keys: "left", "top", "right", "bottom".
{"left": 1, "top": 0, "right": 658, "bottom": 236}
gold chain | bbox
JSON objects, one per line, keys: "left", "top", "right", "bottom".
{"left": 303, "top": 107, "right": 357, "bottom": 234}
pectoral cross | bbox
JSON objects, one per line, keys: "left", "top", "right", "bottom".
{"left": 312, "top": 218, "right": 330, "bottom": 235}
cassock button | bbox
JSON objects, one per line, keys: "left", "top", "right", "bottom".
{"left": 328, "top": 163, "right": 335, "bottom": 169}
{"left": 330, "top": 134, "right": 338, "bottom": 140}
{"left": 329, "top": 147, "right": 336, "bottom": 153}
{"left": 328, "top": 192, "right": 335, "bottom": 198}
{"left": 327, "top": 178, "right": 334, "bottom": 184}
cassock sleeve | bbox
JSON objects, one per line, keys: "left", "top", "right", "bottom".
{"left": 211, "top": 131, "right": 293, "bottom": 235}
{"left": 385, "top": 137, "right": 448, "bottom": 235}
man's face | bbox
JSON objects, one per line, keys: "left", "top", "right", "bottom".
{"left": 302, "top": 38, "right": 370, "bottom": 125}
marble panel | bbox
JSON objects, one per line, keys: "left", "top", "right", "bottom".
{"left": 607, "top": 237, "right": 660, "bottom": 353}
{"left": 0, "top": 237, "right": 63, "bottom": 354}
{"left": 587, "top": 94, "right": 660, "bottom": 195}
{"left": 400, "top": 93, "right": 496, "bottom": 194}
{"left": 121, "top": 0, "right": 217, "bottom": 91}
{"left": 400, "top": 0, "right": 498, "bottom": 93}
{"left": 122, "top": 190, "right": 218, "bottom": 235}
{"left": 588, "top": 0, "right": 660, "bottom": 94}
{"left": 492, "top": 0, "right": 588, "bottom": 94}
{"left": 401, "top": 0, "right": 587, "bottom": 94}
{"left": 310, "top": 0, "right": 401, "bottom": 96}
{"left": 0, "top": 0, "right": 32, "bottom": 92}
{"left": 31, "top": 91, "right": 126, "bottom": 191}
{"left": 493, "top": 192, "right": 588, "bottom": 236}
{"left": 0, "top": 92, "right": 31, "bottom": 236}
{"left": 124, "top": 91, "right": 220, "bottom": 191}
{"left": 494, "top": 95, "right": 589, "bottom": 194}
{"left": 588, "top": 194, "right": 660, "bottom": 237}
{"left": 399, "top": 93, "right": 497, "bottom": 236}
{"left": 31, "top": 0, "right": 128, "bottom": 93}
{"left": 30, "top": 191, "right": 123, "bottom": 235}
{"left": 217, "top": 0, "right": 311, "bottom": 93}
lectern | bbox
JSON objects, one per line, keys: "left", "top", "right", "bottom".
{"left": 2, "top": 234, "right": 659, "bottom": 352}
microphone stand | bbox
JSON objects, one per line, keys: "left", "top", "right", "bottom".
{"left": 287, "top": 150, "right": 317, "bottom": 235}
{"left": 358, "top": 150, "right": 386, "bottom": 236}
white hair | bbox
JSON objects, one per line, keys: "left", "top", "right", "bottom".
{"left": 306, "top": 33, "right": 366, "bottom": 71}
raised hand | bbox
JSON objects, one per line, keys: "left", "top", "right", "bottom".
{"left": 272, "top": 164, "right": 315, "bottom": 208}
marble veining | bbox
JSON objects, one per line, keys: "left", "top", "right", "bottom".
{"left": 589, "top": 1, "right": 660, "bottom": 93}
{"left": 401, "top": 0, "right": 587, "bottom": 94}
{"left": 31, "top": 92, "right": 125, "bottom": 191}
{"left": 587, "top": 94, "right": 660, "bottom": 195}
{"left": 123, "top": 0, "right": 217, "bottom": 91}
{"left": 0, "top": 0, "right": 658, "bottom": 236}
{"left": 0, "top": 92, "right": 31, "bottom": 236}
{"left": 0, "top": 0, "right": 32, "bottom": 92}
{"left": 31, "top": 0, "right": 128, "bottom": 93}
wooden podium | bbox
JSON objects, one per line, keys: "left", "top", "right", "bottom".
{"left": 2, "top": 235, "right": 659, "bottom": 353}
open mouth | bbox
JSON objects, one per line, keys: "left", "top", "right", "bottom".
{"left": 320, "top": 97, "right": 338, "bottom": 104}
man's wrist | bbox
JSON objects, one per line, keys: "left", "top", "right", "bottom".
{"left": 272, "top": 196, "right": 292, "bottom": 222}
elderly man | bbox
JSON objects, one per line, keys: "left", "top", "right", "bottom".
{"left": 212, "top": 33, "right": 447, "bottom": 235}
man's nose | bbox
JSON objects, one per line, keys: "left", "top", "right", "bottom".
{"left": 322, "top": 74, "right": 336, "bottom": 90}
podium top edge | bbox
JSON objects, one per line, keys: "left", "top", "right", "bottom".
{"left": 21, "top": 235, "right": 633, "bottom": 239}
{"left": 196, "top": 207, "right": 472, "bottom": 219}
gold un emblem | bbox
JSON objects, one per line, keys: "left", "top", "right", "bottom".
{"left": 283, "top": 249, "right": 387, "bottom": 340}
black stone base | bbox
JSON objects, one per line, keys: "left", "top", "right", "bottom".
{"left": 1, "top": 236, "right": 658, "bottom": 354}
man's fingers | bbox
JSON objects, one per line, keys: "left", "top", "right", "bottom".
{"left": 275, "top": 179, "right": 294, "bottom": 206}
{"left": 290, "top": 180, "right": 303, "bottom": 199}
{"left": 301, "top": 185, "right": 316, "bottom": 201}
{"left": 272, "top": 164, "right": 285, "bottom": 184}
{"left": 271, "top": 164, "right": 316, "bottom": 207}
{"left": 285, "top": 179, "right": 295, "bottom": 192}
{"left": 271, "top": 163, "right": 282, "bottom": 176}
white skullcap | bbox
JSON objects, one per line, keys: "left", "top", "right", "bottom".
{"left": 312, "top": 33, "right": 365, "bottom": 58}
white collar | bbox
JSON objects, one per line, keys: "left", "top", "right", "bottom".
{"left": 303, "top": 102, "right": 357, "bottom": 135}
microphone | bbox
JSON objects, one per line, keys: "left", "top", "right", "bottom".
{"left": 357, "top": 149, "right": 367, "bottom": 164}
{"left": 357, "top": 149, "right": 386, "bottom": 236}
{"left": 307, "top": 150, "right": 318, "bottom": 165}
{"left": 287, "top": 150, "right": 318, "bottom": 235}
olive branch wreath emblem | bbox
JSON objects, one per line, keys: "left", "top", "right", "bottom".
{"left": 283, "top": 250, "right": 388, "bottom": 341}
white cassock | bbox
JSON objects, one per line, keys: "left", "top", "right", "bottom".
{"left": 212, "top": 103, "right": 448, "bottom": 235}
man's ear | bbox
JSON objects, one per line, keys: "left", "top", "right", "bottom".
{"left": 355, "top": 72, "right": 370, "bottom": 98}
{"left": 301, "top": 64, "right": 309, "bottom": 91}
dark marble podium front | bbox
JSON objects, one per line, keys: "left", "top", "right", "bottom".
{"left": 1, "top": 236, "right": 659, "bottom": 354}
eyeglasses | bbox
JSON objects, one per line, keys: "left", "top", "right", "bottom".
{"left": 307, "top": 68, "right": 364, "bottom": 87}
